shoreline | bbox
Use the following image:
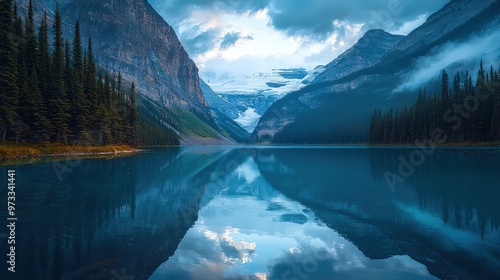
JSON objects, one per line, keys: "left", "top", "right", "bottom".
{"left": 0, "top": 143, "right": 141, "bottom": 160}
{"left": 2, "top": 141, "right": 499, "bottom": 160}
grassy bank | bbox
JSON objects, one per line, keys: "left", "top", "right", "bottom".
{"left": 0, "top": 143, "right": 141, "bottom": 160}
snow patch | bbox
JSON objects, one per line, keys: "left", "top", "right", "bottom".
{"left": 235, "top": 108, "right": 261, "bottom": 133}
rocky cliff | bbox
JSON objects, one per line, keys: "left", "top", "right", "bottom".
{"left": 16, "top": 0, "right": 222, "bottom": 141}
{"left": 253, "top": 0, "right": 500, "bottom": 143}
{"left": 252, "top": 29, "right": 404, "bottom": 141}
{"left": 381, "top": 0, "right": 497, "bottom": 63}
{"left": 312, "top": 29, "right": 404, "bottom": 84}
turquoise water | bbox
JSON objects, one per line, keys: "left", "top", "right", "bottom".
{"left": 1, "top": 146, "right": 499, "bottom": 279}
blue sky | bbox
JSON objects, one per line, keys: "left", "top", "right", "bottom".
{"left": 148, "top": 0, "right": 449, "bottom": 79}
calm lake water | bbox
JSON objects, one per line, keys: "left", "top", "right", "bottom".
{"left": 1, "top": 146, "right": 500, "bottom": 280}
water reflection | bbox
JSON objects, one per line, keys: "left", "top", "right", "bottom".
{"left": 0, "top": 147, "right": 232, "bottom": 280}
{"left": 255, "top": 147, "right": 500, "bottom": 280}
{"left": 150, "top": 153, "right": 437, "bottom": 280}
{"left": 1, "top": 147, "right": 499, "bottom": 280}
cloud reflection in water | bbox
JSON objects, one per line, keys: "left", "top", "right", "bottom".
{"left": 149, "top": 157, "right": 436, "bottom": 280}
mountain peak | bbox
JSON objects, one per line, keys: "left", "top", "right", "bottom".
{"left": 310, "top": 29, "right": 404, "bottom": 84}
{"left": 363, "top": 29, "right": 391, "bottom": 36}
{"left": 355, "top": 29, "right": 404, "bottom": 50}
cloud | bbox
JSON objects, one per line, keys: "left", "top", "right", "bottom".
{"left": 267, "top": 248, "right": 437, "bottom": 280}
{"left": 220, "top": 32, "right": 254, "bottom": 50}
{"left": 179, "top": 25, "right": 222, "bottom": 56}
{"left": 149, "top": 0, "right": 268, "bottom": 25}
{"left": 147, "top": 0, "right": 450, "bottom": 77}
{"left": 390, "top": 13, "right": 429, "bottom": 35}
{"left": 150, "top": 0, "right": 449, "bottom": 46}
{"left": 395, "top": 26, "right": 500, "bottom": 92}
{"left": 266, "top": 0, "right": 449, "bottom": 41}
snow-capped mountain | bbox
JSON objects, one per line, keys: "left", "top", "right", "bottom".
{"left": 252, "top": 0, "right": 500, "bottom": 143}
{"left": 202, "top": 68, "right": 323, "bottom": 132}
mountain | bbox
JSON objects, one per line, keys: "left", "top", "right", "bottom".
{"left": 15, "top": 0, "right": 236, "bottom": 144}
{"left": 200, "top": 80, "right": 250, "bottom": 142}
{"left": 253, "top": 0, "right": 500, "bottom": 143}
{"left": 380, "top": 0, "right": 498, "bottom": 64}
{"left": 252, "top": 29, "right": 405, "bottom": 142}
{"left": 204, "top": 68, "right": 323, "bottom": 132}
{"left": 312, "top": 29, "right": 404, "bottom": 84}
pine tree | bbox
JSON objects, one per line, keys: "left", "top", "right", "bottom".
{"left": 64, "top": 39, "right": 72, "bottom": 104}
{"left": 476, "top": 59, "right": 490, "bottom": 141}
{"left": 441, "top": 70, "right": 450, "bottom": 102}
{"left": 128, "top": 82, "right": 139, "bottom": 146}
{"left": 48, "top": 4, "right": 70, "bottom": 142}
{"left": 369, "top": 61, "right": 500, "bottom": 145}
{"left": 37, "top": 12, "right": 51, "bottom": 102}
{"left": 15, "top": 12, "right": 26, "bottom": 89}
{"left": 25, "top": 0, "right": 37, "bottom": 77}
{"left": 19, "top": 68, "right": 50, "bottom": 142}
{"left": 84, "top": 37, "right": 98, "bottom": 128}
{"left": 94, "top": 70, "right": 111, "bottom": 145}
{"left": 71, "top": 21, "right": 89, "bottom": 142}
{"left": 452, "top": 72, "right": 461, "bottom": 102}
{"left": 0, "top": 0, "right": 20, "bottom": 139}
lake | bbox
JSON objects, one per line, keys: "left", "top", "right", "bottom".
{"left": 1, "top": 146, "right": 499, "bottom": 280}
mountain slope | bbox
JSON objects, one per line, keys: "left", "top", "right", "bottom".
{"left": 16, "top": 0, "right": 234, "bottom": 144}
{"left": 381, "top": 0, "right": 497, "bottom": 63}
{"left": 312, "top": 29, "right": 404, "bottom": 84}
{"left": 253, "top": 0, "right": 500, "bottom": 143}
{"left": 252, "top": 29, "right": 405, "bottom": 142}
{"left": 204, "top": 68, "right": 324, "bottom": 133}
{"left": 200, "top": 79, "right": 250, "bottom": 142}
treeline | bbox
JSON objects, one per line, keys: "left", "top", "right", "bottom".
{"left": 137, "top": 96, "right": 180, "bottom": 146}
{"left": 369, "top": 60, "right": 500, "bottom": 144}
{"left": 0, "top": 0, "right": 139, "bottom": 146}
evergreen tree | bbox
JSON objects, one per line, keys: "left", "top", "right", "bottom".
{"left": 441, "top": 70, "right": 450, "bottom": 102}
{"left": 71, "top": 21, "right": 89, "bottom": 142}
{"left": 25, "top": 0, "right": 37, "bottom": 77}
{"left": 0, "top": 0, "right": 20, "bottom": 139}
{"left": 128, "top": 82, "right": 139, "bottom": 146}
{"left": 48, "top": 4, "right": 70, "bottom": 142}
{"left": 476, "top": 59, "right": 490, "bottom": 141}
{"left": 37, "top": 12, "right": 51, "bottom": 102}
{"left": 369, "top": 61, "right": 500, "bottom": 145}
{"left": 64, "top": 39, "right": 72, "bottom": 104}
{"left": 0, "top": 4, "right": 176, "bottom": 146}
{"left": 15, "top": 13, "right": 26, "bottom": 89}
{"left": 19, "top": 68, "right": 50, "bottom": 142}
{"left": 84, "top": 37, "right": 98, "bottom": 127}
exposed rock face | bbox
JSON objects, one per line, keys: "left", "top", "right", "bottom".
{"left": 252, "top": 29, "right": 404, "bottom": 141}
{"left": 253, "top": 0, "right": 499, "bottom": 143}
{"left": 313, "top": 29, "right": 404, "bottom": 84}
{"left": 382, "top": 0, "right": 497, "bottom": 62}
{"left": 200, "top": 79, "right": 250, "bottom": 142}
{"left": 16, "top": 0, "right": 213, "bottom": 122}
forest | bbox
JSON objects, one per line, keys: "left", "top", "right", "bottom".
{"left": 369, "top": 61, "right": 500, "bottom": 144}
{"left": 0, "top": 0, "right": 179, "bottom": 147}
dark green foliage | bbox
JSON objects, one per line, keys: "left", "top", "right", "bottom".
{"left": 0, "top": 3, "right": 162, "bottom": 146}
{"left": 37, "top": 12, "right": 51, "bottom": 102}
{"left": 19, "top": 68, "right": 50, "bottom": 142}
{"left": 128, "top": 82, "right": 139, "bottom": 146}
{"left": 369, "top": 61, "right": 500, "bottom": 144}
{"left": 0, "top": 0, "right": 20, "bottom": 139}
{"left": 136, "top": 94, "right": 180, "bottom": 146}
{"left": 48, "top": 4, "right": 70, "bottom": 142}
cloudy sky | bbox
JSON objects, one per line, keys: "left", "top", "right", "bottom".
{"left": 148, "top": 0, "right": 449, "bottom": 79}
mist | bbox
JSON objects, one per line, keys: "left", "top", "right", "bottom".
{"left": 395, "top": 26, "right": 500, "bottom": 92}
